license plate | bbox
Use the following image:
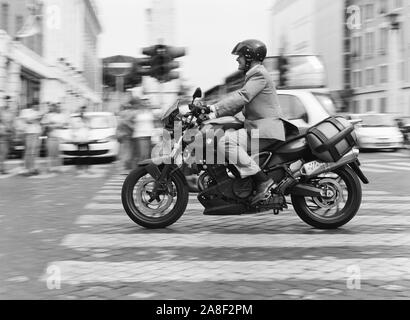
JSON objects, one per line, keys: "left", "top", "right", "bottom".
{"left": 78, "top": 146, "right": 88, "bottom": 151}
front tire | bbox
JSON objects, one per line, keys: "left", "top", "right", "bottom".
{"left": 291, "top": 166, "right": 362, "bottom": 229}
{"left": 121, "top": 166, "right": 189, "bottom": 229}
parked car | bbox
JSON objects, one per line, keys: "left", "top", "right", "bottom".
{"left": 347, "top": 113, "right": 404, "bottom": 151}
{"left": 58, "top": 112, "right": 119, "bottom": 162}
{"left": 277, "top": 89, "right": 335, "bottom": 128}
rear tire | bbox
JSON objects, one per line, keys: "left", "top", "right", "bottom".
{"left": 291, "top": 166, "right": 362, "bottom": 229}
{"left": 121, "top": 166, "right": 189, "bottom": 229}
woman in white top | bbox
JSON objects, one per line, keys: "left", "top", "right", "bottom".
{"left": 19, "top": 105, "right": 42, "bottom": 175}
{"left": 71, "top": 107, "right": 90, "bottom": 172}
{"left": 131, "top": 100, "right": 154, "bottom": 168}
{"left": 41, "top": 103, "right": 68, "bottom": 172}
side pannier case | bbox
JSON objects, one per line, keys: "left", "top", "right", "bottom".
{"left": 306, "top": 116, "right": 357, "bottom": 163}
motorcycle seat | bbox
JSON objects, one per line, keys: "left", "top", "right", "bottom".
{"left": 253, "top": 121, "right": 307, "bottom": 153}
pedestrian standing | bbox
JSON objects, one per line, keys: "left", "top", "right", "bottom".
{"left": 0, "top": 113, "right": 10, "bottom": 174}
{"left": 131, "top": 98, "right": 154, "bottom": 169}
{"left": 71, "top": 106, "right": 90, "bottom": 173}
{"left": 0, "top": 100, "right": 14, "bottom": 174}
{"left": 19, "top": 102, "right": 42, "bottom": 176}
{"left": 41, "top": 103, "right": 67, "bottom": 173}
{"left": 116, "top": 103, "right": 135, "bottom": 170}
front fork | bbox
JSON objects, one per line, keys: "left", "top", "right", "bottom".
{"left": 145, "top": 137, "right": 185, "bottom": 202}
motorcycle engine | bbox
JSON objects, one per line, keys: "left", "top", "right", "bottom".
{"left": 201, "top": 165, "right": 254, "bottom": 200}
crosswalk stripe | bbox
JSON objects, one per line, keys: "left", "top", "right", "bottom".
{"left": 97, "top": 187, "right": 389, "bottom": 195}
{"left": 84, "top": 202, "right": 205, "bottom": 210}
{"left": 61, "top": 233, "right": 410, "bottom": 249}
{"left": 361, "top": 167, "right": 392, "bottom": 173}
{"left": 391, "top": 153, "right": 410, "bottom": 158}
{"left": 101, "top": 186, "right": 122, "bottom": 190}
{"left": 360, "top": 203, "right": 410, "bottom": 210}
{"left": 393, "top": 162, "right": 410, "bottom": 168}
{"left": 365, "top": 163, "right": 410, "bottom": 171}
{"left": 362, "top": 196, "right": 410, "bottom": 201}
{"left": 92, "top": 194, "right": 202, "bottom": 201}
{"left": 362, "top": 191, "right": 390, "bottom": 195}
{"left": 103, "top": 184, "right": 123, "bottom": 188}
{"left": 364, "top": 158, "right": 406, "bottom": 163}
{"left": 93, "top": 195, "right": 121, "bottom": 201}
{"left": 97, "top": 190, "right": 120, "bottom": 194}
{"left": 93, "top": 195, "right": 407, "bottom": 202}
{"left": 41, "top": 258, "right": 410, "bottom": 284}
{"left": 83, "top": 202, "right": 410, "bottom": 212}
{"left": 75, "top": 214, "right": 410, "bottom": 226}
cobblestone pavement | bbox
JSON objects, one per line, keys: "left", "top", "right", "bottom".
{"left": 1, "top": 152, "right": 410, "bottom": 300}
{"left": 39, "top": 184, "right": 410, "bottom": 298}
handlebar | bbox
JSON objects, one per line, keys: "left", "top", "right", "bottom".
{"left": 188, "top": 103, "right": 211, "bottom": 118}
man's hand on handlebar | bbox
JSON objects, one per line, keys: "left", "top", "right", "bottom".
{"left": 197, "top": 113, "right": 211, "bottom": 124}
{"left": 190, "top": 101, "right": 211, "bottom": 117}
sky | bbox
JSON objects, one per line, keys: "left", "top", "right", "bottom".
{"left": 97, "top": 0, "right": 274, "bottom": 91}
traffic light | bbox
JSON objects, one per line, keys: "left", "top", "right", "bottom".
{"left": 278, "top": 55, "right": 289, "bottom": 87}
{"left": 140, "top": 44, "right": 186, "bottom": 82}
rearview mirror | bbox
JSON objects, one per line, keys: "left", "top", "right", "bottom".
{"left": 193, "top": 88, "right": 202, "bottom": 100}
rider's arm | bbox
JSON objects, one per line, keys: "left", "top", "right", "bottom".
{"left": 212, "top": 72, "right": 267, "bottom": 118}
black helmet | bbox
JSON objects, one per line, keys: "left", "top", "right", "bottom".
{"left": 231, "top": 39, "right": 267, "bottom": 62}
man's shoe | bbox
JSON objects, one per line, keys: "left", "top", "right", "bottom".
{"left": 251, "top": 178, "right": 277, "bottom": 205}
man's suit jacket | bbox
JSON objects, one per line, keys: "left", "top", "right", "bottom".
{"left": 214, "top": 64, "right": 286, "bottom": 141}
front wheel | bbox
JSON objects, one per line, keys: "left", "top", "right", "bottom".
{"left": 291, "top": 166, "right": 362, "bottom": 229}
{"left": 121, "top": 166, "right": 189, "bottom": 229}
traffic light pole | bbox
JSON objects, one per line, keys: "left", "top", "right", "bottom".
{"left": 115, "top": 75, "right": 124, "bottom": 93}
{"left": 158, "top": 79, "right": 164, "bottom": 109}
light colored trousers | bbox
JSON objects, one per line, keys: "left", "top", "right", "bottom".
{"left": 0, "top": 140, "right": 8, "bottom": 172}
{"left": 24, "top": 134, "right": 40, "bottom": 171}
{"left": 217, "top": 129, "right": 264, "bottom": 178}
{"left": 47, "top": 136, "right": 61, "bottom": 169}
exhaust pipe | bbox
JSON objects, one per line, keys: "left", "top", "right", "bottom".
{"left": 302, "top": 149, "right": 359, "bottom": 179}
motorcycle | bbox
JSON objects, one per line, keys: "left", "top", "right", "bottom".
{"left": 121, "top": 88, "right": 369, "bottom": 230}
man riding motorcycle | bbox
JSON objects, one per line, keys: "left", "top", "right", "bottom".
{"left": 194, "top": 39, "right": 286, "bottom": 205}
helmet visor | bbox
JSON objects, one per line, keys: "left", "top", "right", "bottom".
{"left": 231, "top": 42, "right": 245, "bottom": 56}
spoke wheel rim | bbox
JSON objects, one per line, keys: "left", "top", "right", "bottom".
{"left": 133, "top": 174, "right": 176, "bottom": 218}
{"left": 304, "top": 173, "right": 349, "bottom": 222}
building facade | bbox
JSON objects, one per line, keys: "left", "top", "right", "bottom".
{"left": 0, "top": 0, "right": 45, "bottom": 110}
{"left": 42, "top": 0, "right": 102, "bottom": 111}
{"left": 270, "top": 0, "right": 346, "bottom": 93}
{"left": 143, "top": 0, "right": 183, "bottom": 113}
{"left": 349, "top": 0, "right": 410, "bottom": 116}
{"left": 0, "top": 0, "right": 102, "bottom": 114}
{"left": 270, "top": 0, "right": 410, "bottom": 116}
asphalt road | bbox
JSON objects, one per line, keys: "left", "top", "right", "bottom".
{"left": 0, "top": 150, "right": 409, "bottom": 300}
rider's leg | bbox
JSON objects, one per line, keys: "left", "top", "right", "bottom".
{"left": 218, "top": 129, "right": 276, "bottom": 204}
{"left": 218, "top": 129, "right": 260, "bottom": 177}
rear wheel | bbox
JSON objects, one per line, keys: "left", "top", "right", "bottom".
{"left": 291, "top": 166, "right": 362, "bottom": 229}
{"left": 121, "top": 166, "right": 189, "bottom": 229}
